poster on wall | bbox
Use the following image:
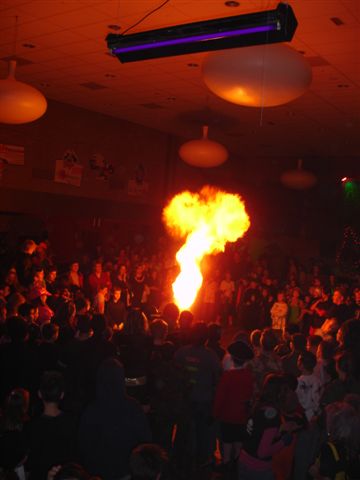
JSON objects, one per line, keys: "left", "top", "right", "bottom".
{"left": 54, "top": 149, "right": 83, "bottom": 187}
{"left": 128, "top": 163, "right": 149, "bottom": 196}
{"left": 89, "top": 153, "right": 114, "bottom": 181}
{"left": 0, "top": 144, "right": 25, "bottom": 165}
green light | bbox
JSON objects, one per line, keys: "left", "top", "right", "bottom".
{"left": 344, "top": 180, "right": 360, "bottom": 202}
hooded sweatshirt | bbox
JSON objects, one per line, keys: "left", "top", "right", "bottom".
{"left": 78, "top": 358, "right": 151, "bottom": 480}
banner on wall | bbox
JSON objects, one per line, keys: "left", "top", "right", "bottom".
{"left": 54, "top": 149, "right": 83, "bottom": 187}
{"left": 0, "top": 144, "right": 25, "bottom": 165}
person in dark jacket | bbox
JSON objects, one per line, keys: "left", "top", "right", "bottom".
{"left": 78, "top": 358, "right": 151, "bottom": 480}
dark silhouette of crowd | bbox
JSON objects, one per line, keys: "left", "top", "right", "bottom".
{"left": 0, "top": 235, "right": 359, "bottom": 480}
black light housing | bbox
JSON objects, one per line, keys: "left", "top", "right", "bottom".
{"left": 107, "top": 2, "right": 297, "bottom": 63}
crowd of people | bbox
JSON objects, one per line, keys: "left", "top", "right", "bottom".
{"left": 0, "top": 235, "right": 359, "bottom": 480}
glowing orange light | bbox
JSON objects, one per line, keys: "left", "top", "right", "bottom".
{"left": 163, "top": 186, "right": 250, "bottom": 310}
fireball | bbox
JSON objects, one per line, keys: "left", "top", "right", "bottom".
{"left": 163, "top": 186, "right": 250, "bottom": 310}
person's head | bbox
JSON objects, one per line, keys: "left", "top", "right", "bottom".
{"left": 53, "top": 463, "right": 91, "bottom": 480}
{"left": 261, "top": 287, "right": 269, "bottom": 298}
{"left": 6, "top": 316, "right": 28, "bottom": 342}
{"left": 317, "top": 340, "right": 335, "bottom": 362}
{"left": 33, "top": 267, "right": 44, "bottom": 283}
{"left": 250, "top": 329, "right": 262, "bottom": 350}
{"left": 190, "top": 322, "right": 208, "bottom": 346}
{"left": 118, "top": 264, "right": 127, "bottom": 276}
{"left": 228, "top": 340, "right": 254, "bottom": 367}
{"left": 113, "top": 287, "right": 121, "bottom": 302}
{"left": 297, "top": 350, "right": 317, "bottom": 374}
{"left": 75, "top": 297, "right": 90, "bottom": 315}
{"left": 336, "top": 352, "right": 354, "bottom": 382}
{"left": 291, "top": 333, "right": 306, "bottom": 353}
{"left": 336, "top": 319, "right": 360, "bottom": 352}
{"left": 307, "top": 334, "right": 322, "bottom": 355}
{"left": 135, "top": 265, "right": 144, "bottom": 280}
{"left": 162, "top": 303, "right": 179, "bottom": 330}
{"left": 2, "top": 388, "right": 30, "bottom": 431}
{"left": 312, "top": 287, "right": 322, "bottom": 299}
{"left": 76, "top": 314, "right": 93, "bottom": 338}
{"left": 354, "top": 288, "right": 360, "bottom": 306}
{"left": 123, "top": 309, "right": 149, "bottom": 335}
{"left": 259, "top": 373, "right": 289, "bottom": 410}
{"left": 39, "top": 371, "right": 65, "bottom": 404}
{"left": 207, "top": 323, "right": 222, "bottom": 343}
{"left": 344, "top": 393, "right": 360, "bottom": 413}
{"left": 150, "top": 319, "right": 168, "bottom": 343}
{"left": 98, "top": 285, "right": 108, "bottom": 296}
{"left": 93, "top": 262, "right": 102, "bottom": 275}
{"left": 292, "top": 288, "right": 301, "bottom": 299}
{"left": 260, "top": 328, "right": 278, "bottom": 353}
{"left": 232, "top": 329, "right": 250, "bottom": 344}
{"left": 41, "top": 322, "right": 59, "bottom": 343}
{"left": 5, "top": 267, "right": 18, "bottom": 284}
{"left": 92, "top": 314, "right": 107, "bottom": 337}
{"left": 333, "top": 289, "right": 344, "bottom": 305}
{"left": 130, "top": 443, "right": 168, "bottom": 480}
{"left": 285, "top": 324, "right": 300, "bottom": 339}
{"left": 17, "top": 302, "right": 35, "bottom": 323}
{"left": 69, "top": 261, "right": 79, "bottom": 274}
{"left": 179, "top": 310, "right": 193, "bottom": 330}
{"left": 6, "top": 292, "right": 26, "bottom": 316}
{"left": 249, "top": 279, "right": 257, "bottom": 290}
{"left": 22, "top": 239, "right": 37, "bottom": 255}
{"left": 46, "top": 268, "right": 57, "bottom": 283}
{"left": 61, "top": 288, "right": 71, "bottom": 301}
{"left": 277, "top": 291, "right": 285, "bottom": 302}
{"left": 325, "top": 402, "right": 360, "bottom": 456}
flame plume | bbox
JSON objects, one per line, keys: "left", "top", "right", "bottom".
{"left": 163, "top": 186, "right": 250, "bottom": 310}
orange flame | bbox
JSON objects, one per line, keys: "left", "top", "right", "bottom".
{"left": 163, "top": 186, "right": 250, "bottom": 310}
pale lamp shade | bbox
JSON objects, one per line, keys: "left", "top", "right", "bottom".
{"left": 281, "top": 159, "right": 317, "bottom": 190}
{"left": 202, "top": 44, "right": 312, "bottom": 107}
{"left": 179, "top": 126, "right": 228, "bottom": 167}
{"left": 0, "top": 60, "right": 47, "bottom": 124}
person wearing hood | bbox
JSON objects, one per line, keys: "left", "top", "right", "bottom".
{"left": 78, "top": 358, "right": 151, "bottom": 480}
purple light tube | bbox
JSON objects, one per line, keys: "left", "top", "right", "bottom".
{"left": 113, "top": 24, "right": 277, "bottom": 54}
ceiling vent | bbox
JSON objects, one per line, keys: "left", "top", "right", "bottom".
{"left": 330, "top": 17, "right": 344, "bottom": 26}
{"left": 80, "top": 82, "right": 107, "bottom": 90}
{"left": 140, "top": 103, "right": 164, "bottom": 109}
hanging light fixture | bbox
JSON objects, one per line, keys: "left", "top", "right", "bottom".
{"left": 202, "top": 44, "right": 312, "bottom": 107}
{"left": 0, "top": 59, "right": 47, "bottom": 124}
{"left": 281, "top": 159, "right": 317, "bottom": 190}
{"left": 179, "top": 126, "right": 228, "bottom": 167}
{"left": 0, "top": 16, "right": 47, "bottom": 125}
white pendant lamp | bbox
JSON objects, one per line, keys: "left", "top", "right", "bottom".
{"left": 202, "top": 44, "right": 312, "bottom": 107}
{"left": 281, "top": 159, "right": 317, "bottom": 190}
{"left": 179, "top": 126, "right": 228, "bottom": 167}
{"left": 0, "top": 59, "right": 47, "bottom": 124}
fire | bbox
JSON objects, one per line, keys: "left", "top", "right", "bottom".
{"left": 163, "top": 186, "right": 250, "bottom": 310}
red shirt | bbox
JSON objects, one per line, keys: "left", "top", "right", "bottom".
{"left": 87, "top": 272, "right": 111, "bottom": 296}
{"left": 213, "top": 368, "right": 254, "bottom": 424}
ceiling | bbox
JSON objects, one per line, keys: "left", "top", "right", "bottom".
{"left": 0, "top": 0, "right": 359, "bottom": 172}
